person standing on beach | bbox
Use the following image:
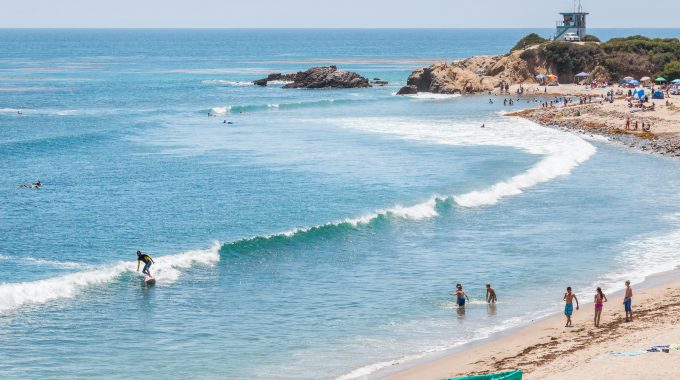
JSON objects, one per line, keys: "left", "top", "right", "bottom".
{"left": 624, "top": 280, "right": 633, "bottom": 322}
{"left": 563, "top": 287, "right": 579, "bottom": 327}
{"left": 594, "top": 287, "right": 608, "bottom": 327}
{"left": 486, "top": 283, "right": 497, "bottom": 304}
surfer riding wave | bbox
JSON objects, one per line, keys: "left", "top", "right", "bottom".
{"left": 136, "top": 250, "right": 154, "bottom": 277}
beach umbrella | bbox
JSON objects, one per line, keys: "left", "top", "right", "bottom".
{"left": 623, "top": 76, "right": 634, "bottom": 81}
{"left": 619, "top": 79, "right": 630, "bottom": 84}
{"left": 640, "top": 76, "right": 651, "bottom": 81}
{"left": 535, "top": 74, "right": 547, "bottom": 79}
{"left": 575, "top": 72, "right": 591, "bottom": 77}
{"left": 547, "top": 74, "right": 558, "bottom": 79}
{"left": 629, "top": 80, "right": 640, "bottom": 86}
{"left": 672, "top": 79, "right": 680, "bottom": 84}
{"left": 655, "top": 77, "right": 667, "bottom": 83}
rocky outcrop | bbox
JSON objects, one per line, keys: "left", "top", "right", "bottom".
{"left": 282, "top": 66, "right": 370, "bottom": 89}
{"left": 255, "top": 66, "right": 370, "bottom": 89}
{"left": 397, "top": 47, "right": 553, "bottom": 95}
{"left": 396, "top": 85, "right": 418, "bottom": 95}
{"left": 253, "top": 73, "right": 297, "bottom": 87}
{"left": 398, "top": 62, "right": 496, "bottom": 95}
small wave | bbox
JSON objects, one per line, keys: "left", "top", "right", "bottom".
{"left": 400, "top": 92, "right": 462, "bottom": 100}
{"left": 336, "top": 314, "right": 530, "bottom": 380}
{"left": 333, "top": 117, "right": 596, "bottom": 208}
{"left": 201, "top": 79, "right": 253, "bottom": 87}
{"left": 206, "top": 98, "right": 356, "bottom": 116}
{"left": 0, "top": 242, "right": 221, "bottom": 314}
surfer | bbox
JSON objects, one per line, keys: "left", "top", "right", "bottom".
{"left": 136, "top": 250, "right": 155, "bottom": 276}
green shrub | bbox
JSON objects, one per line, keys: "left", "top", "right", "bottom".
{"left": 511, "top": 33, "right": 547, "bottom": 52}
{"left": 582, "top": 34, "right": 601, "bottom": 42}
{"left": 658, "top": 61, "right": 680, "bottom": 81}
{"left": 543, "top": 42, "right": 602, "bottom": 79}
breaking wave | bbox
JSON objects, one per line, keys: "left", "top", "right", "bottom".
{"left": 0, "top": 243, "right": 221, "bottom": 314}
{"left": 206, "top": 98, "right": 360, "bottom": 116}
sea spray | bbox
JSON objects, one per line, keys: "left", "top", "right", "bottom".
{"left": 0, "top": 242, "right": 221, "bottom": 314}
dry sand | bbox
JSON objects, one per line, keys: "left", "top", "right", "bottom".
{"left": 382, "top": 277, "right": 680, "bottom": 379}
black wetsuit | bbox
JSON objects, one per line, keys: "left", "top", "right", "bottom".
{"left": 138, "top": 255, "right": 153, "bottom": 275}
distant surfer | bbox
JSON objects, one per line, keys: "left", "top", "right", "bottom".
{"left": 136, "top": 250, "right": 155, "bottom": 277}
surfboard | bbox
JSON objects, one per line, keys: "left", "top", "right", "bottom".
{"left": 144, "top": 276, "right": 156, "bottom": 286}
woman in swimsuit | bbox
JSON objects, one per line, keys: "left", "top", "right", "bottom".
{"left": 594, "top": 287, "right": 608, "bottom": 327}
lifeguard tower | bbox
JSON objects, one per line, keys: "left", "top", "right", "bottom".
{"left": 554, "top": 0, "right": 588, "bottom": 41}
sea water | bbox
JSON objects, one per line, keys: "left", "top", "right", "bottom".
{"left": 1, "top": 29, "right": 679, "bottom": 379}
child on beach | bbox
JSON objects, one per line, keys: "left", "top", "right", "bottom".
{"left": 624, "top": 280, "right": 633, "bottom": 322}
{"left": 563, "top": 287, "right": 579, "bottom": 327}
{"left": 486, "top": 283, "right": 497, "bottom": 304}
{"left": 594, "top": 287, "right": 608, "bottom": 327}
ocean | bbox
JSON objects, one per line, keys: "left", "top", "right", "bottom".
{"left": 1, "top": 29, "right": 680, "bottom": 379}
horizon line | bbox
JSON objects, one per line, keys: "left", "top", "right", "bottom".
{"left": 1, "top": 27, "right": 679, "bottom": 30}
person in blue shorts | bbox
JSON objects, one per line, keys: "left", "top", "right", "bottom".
{"left": 136, "top": 250, "right": 155, "bottom": 277}
{"left": 451, "top": 283, "right": 470, "bottom": 307}
{"left": 624, "top": 280, "right": 633, "bottom": 322}
{"left": 563, "top": 286, "right": 579, "bottom": 327}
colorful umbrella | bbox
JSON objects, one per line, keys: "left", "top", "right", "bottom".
{"left": 655, "top": 77, "right": 667, "bottom": 83}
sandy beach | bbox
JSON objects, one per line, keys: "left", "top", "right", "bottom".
{"left": 503, "top": 84, "right": 680, "bottom": 156}
{"left": 383, "top": 274, "right": 680, "bottom": 380}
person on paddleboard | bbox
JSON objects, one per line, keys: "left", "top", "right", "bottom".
{"left": 136, "top": 250, "right": 155, "bottom": 277}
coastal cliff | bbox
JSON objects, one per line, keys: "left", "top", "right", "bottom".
{"left": 399, "top": 35, "right": 680, "bottom": 95}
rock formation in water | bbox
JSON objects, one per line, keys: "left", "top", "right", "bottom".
{"left": 253, "top": 66, "right": 371, "bottom": 88}
{"left": 253, "top": 66, "right": 370, "bottom": 89}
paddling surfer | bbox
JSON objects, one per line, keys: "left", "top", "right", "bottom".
{"left": 563, "top": 286, "right": 579, "bottom": 327}
{"left": 136, "top": 250, "right": 155, "bottom": 277}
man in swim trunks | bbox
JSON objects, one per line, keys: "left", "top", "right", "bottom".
{"left": 563, "top": 286, "right": 579, "bottom": 327}
{"left": 486, "top": 283, "right": 497, "bottom": 304}
{"left": 136, "top": 250, "right": 155, "bottom": 277}
{"left": 624, "top": 280, "right": 633, "bottom": 322}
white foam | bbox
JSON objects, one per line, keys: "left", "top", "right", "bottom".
{"left": 399, "top": 92, "right": 462, "bottom": 100}
{"left": 333, "top": 117, "right": 596, "bottom": 208}
{"left": 0, "top": 242, "right": 221, "bottom": 314}
{"left": 201, "top": 80, "right": 253, "bottom": 86}
{"left": 0, "top": 107, "right": 25, "bottom": 114}
{"left": 335, "top": 314, "right": 533, "bottom": 380}
{"left": 208, "top": 106, "right": 230, "bottom": 116}
{"left": 597, "top": 213, "right": 680, "bottom": 294}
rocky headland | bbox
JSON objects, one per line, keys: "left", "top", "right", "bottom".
{"left": 254, "top": 66, "right": 370, "bottom": 89}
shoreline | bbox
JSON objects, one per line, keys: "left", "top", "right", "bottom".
{"left": 378, "top": 268, "right": 680, "bottom": 380}
{"left": 368, "top": 85, "right": 680, "bottom": 379}
{"left": 502, "top": 84, "right": 680, "bottom": 157}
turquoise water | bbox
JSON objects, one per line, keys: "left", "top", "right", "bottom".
{"left": 1, "top": 29, "right": 680, "bottom": 379}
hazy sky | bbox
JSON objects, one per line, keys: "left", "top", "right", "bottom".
{"left": 1, "top": 0, "right": 678, "bottom": 28}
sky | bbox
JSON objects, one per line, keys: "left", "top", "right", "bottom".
{"left": 0, "top": 0, "right": 678, "bottom": 28}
